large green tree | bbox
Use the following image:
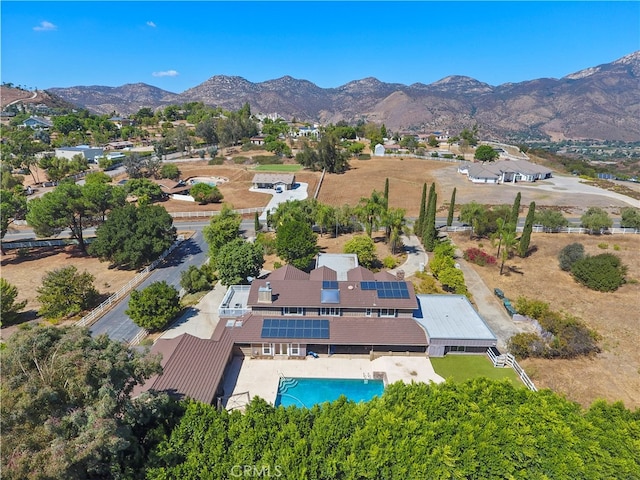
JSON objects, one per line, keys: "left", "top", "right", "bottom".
{"left": 446, "top": 187, "right": 456, "bottom": 227}
{"left": 26, "top": 182, "right": 122, "bottom": 254}
{"left": 1, "top": 127, "right": 47, "bottom": 183}
{"left": 89, "top": 203, "right": 176, "bottom": 269}
{"left": 518, "top": 201, "right": 536, "bottom": 257}
{"left": 415, "top": 183, "right": 427, "bottom": 235}
{"left": 275, "top": 218, "right": 318, "bottom": 270}
{"left": 190, "top": 183, "right": 223, "bottom": 204}
{"left": 620, "top": 207, "right": 640, "bottom": 229}
{"left": 295, "top": 133, "right": 349, "bottom": 173}
{"left": 581, "top": 207, "right": 613, "bottom": 233}
{"left": 474, "top": 144, "right": 499, "bottom": 163}
{"left": 203, "top": 205, "right": 241, "bottom": 266}
{"left": 0, "top": 325, "right": 170, "bottom": 479}
{"left": 36, "top": 266, "right": 98, "bottom": 319}
{"left": 0, "top": 278, "right": 27, "bottom": 325}
{"left": 534, "top": 208, "right": 569, "bottom": 231}
{"left": 356, "top": 190, "right": 386, "bottom": 237}
{"left": 422, "top": 184, "right": 437, "bottom": 252}
{"left": 343, "top": 234, "right": 378, "bottom": 269}
{"left": 216, "top": 238, "right": 264, "bottom": 286}
{"left": 0, "top": 187, "right": 27, "bottom": 239}
{"left": 126, "top": 281, "right": 181, "bottom": 331}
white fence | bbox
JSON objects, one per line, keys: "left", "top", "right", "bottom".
{"left": 170, "top": 207, "right": 265, "bottom": 218}
{"left": 443, "top": 226, "right": 638, "bottom": 235}
{"left": 487, "top": 348, "right": 537, "bottom": 392}
{"left": 75, "top": 237, "right": 184, "bottom": 328}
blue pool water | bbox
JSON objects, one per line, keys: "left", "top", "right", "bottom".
{"left": 275, "top": 377, "right": 384, "bottom": 408}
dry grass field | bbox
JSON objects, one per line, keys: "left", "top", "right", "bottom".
{"left": 449, "top": 232, "right": 640, "bottom": 409}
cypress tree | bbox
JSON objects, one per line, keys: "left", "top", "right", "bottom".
{"left": 254, "top": 211, "right": 261, "bottom": 233}
{"left": 384, "top": 178, "right": 391, "bottom": 241}
{"left": 383, "top": 178, "right": 389, "bottom": 210}
{"left": 518, "top": 201, "right": 536, "bottom": 257}
{"left": 423, "top": 184, "right": 437, "bottom": 251}
{"left": 510, "top": 192, "right": 521, "bottom": 231}
{"left": 415, "top": 183, "right": 427, "bottom": 237}
{"left": 446, "top": 188, "right": 456, "bottom": 227}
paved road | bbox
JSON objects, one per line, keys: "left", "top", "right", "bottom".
{"left": 90, "top": 231, "right": 209, "bottom": 343}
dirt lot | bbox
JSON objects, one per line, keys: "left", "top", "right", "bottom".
{"left": 449, "top": 232, "right": 640, "bottom": 409}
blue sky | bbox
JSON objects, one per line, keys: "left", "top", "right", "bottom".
{"left": 2, "top": 1, "right": 639, "bottom": 93}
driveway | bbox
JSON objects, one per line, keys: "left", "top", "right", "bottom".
{"left": 252, "top": 182, "right": 309, "bottom": 221}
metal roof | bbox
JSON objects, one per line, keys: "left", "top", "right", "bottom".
{"left": 414, "top": 294, "right": 497, "bottom": 341}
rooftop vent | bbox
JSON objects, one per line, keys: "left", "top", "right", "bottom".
{"left": 257, "top": 282, "right": 273, "bottom": 303}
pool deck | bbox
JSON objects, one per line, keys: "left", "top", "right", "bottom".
{"left": 221, "top": 355, "right": 445, "bottom": 410}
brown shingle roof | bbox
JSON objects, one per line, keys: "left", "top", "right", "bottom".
{"left": 309, "top": 266, "right": 338, "bottom": 281}
{"left": 266, "top": 264, "right": 309, "bottom": 281}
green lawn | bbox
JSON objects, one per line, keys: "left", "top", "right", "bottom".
{"left": 431, "top": 355, "right": 522, "bottom": 386}
{"left": 253, "top": 164, "right": 302, "bottom": 172}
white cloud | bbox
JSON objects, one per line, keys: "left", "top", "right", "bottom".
{"left": 33, "top": 21, "right": 57, "bottom": 32}
{"left": 146, "top": 21, "right": 156, "bottom": 28}
{"left": 152, "top": 70, "right": 179, "bottom": 77}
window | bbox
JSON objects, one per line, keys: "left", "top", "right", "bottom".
{"left": 365, "top": 308, "right": 372, "bottom": 317}
{"left": 379, "top": 309, "right": 396, "bottom": 318}
{"left": 320, "top": 307, "right": 341, "bottom": 316}
{"left": 262, "top": 343, "right": 272, "bottom": 355}
{"left": 290, "top": 343, "right": 300, "bottom": 356}
{"left": 282, "top": 307, "right": 304, "bottom": 316}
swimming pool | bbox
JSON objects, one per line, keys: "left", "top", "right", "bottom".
{"left": 275, "top": 377, "right": 384, "bottom": 408}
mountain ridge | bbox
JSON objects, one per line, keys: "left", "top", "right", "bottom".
{"left": 46, "top": 51, "right": 640, "bottom": 141}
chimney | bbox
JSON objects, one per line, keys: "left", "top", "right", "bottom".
{"left": 258, "top": 282, "right": 272, "bottom": 303}
{"left": 395, "top": 270, "right": 405, "bottom": 281}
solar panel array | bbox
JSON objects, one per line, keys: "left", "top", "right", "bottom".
{"left": 261, "top": 319, "right": 330, "bottom": 339}
{"left": 322, "top": 280, "right": 339, "bottom": 289}
{"left": 360, "top": 281, "right": 410, "bottom": 299}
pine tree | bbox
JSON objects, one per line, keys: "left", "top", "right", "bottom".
{"left": 415, "top": 183, "right": 427, "bottom": 237}
{"left": 510, "top": 192, "right": 521, "bottom": 231}
{"left": 518, "top": 201, "right": 536, "bottom": 257}
{"left": 446, "top": 188, "right": 456, "bottom": 227}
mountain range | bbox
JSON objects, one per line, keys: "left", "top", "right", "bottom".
{"left": 47, "top": 52, "right": 640, "bottom": 142}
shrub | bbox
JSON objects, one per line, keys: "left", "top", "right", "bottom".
{"left": 463, "top": 247, "right": 497, "bottom": 266}
{"left": 255, "top": 232, "right": 276, "bottom": 255}
{"left": 254, "top": 155, "right": 282, "bottom": 165}
{"left": 571, "top": 253, "right": 627, "bottom": 292}
{"left": 412, "top": 271, "right": 442, "bottom": 294}
{"left": 613, "top": 244, "right": 621, "bottom": 251}
{"left": 180, "top": 265, "right": 212, "bottom": 294}
{"left": 515, "top": 297, "right": 553, "bottom": 320}
{"left": 558, "top": 242, "right": 585, "bottom": 271}
{"left": 190, "top": 183, "right": 223, "bottom": 204}
{"left": 357, "top": 154, "right": 371, "bottom": 160}
{"left": 160, "top": 163, "right": 180, "bottom": 180}
{"left": 597, "top": 243, "right": 609, "bottom": 249}
{"left": 232, "top": 156, "right": 251, "bottom": 164}
{"left": 508, "top": 333, "right": 546, "bottom": 358}
{"left": 126, "top": 281, "right": 181, "bottom": 332}
{"left": 382, "top": 256, "right": 397, "bottom": 269}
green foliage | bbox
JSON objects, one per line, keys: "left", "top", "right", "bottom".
{"left": 0, "top": 325, "right": 172, "bottom": 479}
{"left": 36, "top": 266, "right": 98, "bottom": 319}
{"left": 474, "top": 144, "right": 499, "bottom": 162}
{"left": 203, "top": 205, "right": 241, "bottom": 266}
{"left": 275, "top": 218, "right": 318, "bottom": 271}
{"left": 125, "top": 177, "right": 164, "bottom": 202}
{"left": 510, "top": 192, "right": 521, "bottom": 227}
{"left": 446, "top": 187, "right": 456, "bottom": 227}
{"left": 255, "top": 232, "right": 276, "bottom": 255}
{"left": 89, "top": 203, "right": 176, "bottom": 269}
{"left": 356, "top": 190, "right": 386, "bottom": 237}
{"left": 39, "top": 154, "right": 88, "bottom": 182}
{"left": 147, "top": 380, "right": 640, "bottom": 479}
{"left": 620, "top": 207, "right": 640, "bottom": 229}
{"left": 190, "top": 182, "right": 223, "bottom": 204}
{"left": 580, "top": 206, "right": 613, "bottom": 232}
{"left": 518, "top": 201, "right": 535, "bottom": 257}
{"left": 126, "top": 281, "right": 181, "bottom": 331}
{"left": 412, "top": 271, "right": 443, "bottom": 294}
{"left": 216, "top": 239, "right": 264, "bottom": 286}
{"left": 415, "top": 182, "right": 427, "bottom": 235}
{"left": 598, "top": 242, "right": 609, "bottom": 249}
{"left": 180, "top": 265, "right": 213, "bottom": 294}
{"left": 422, "top": 184, "right": 437, "bottom": 251}
{"left": 558, "top": 242, "right": 585, "bottom": 271}
{"left": 534, "top": 208, "right": 569, "bottom": 230}
{"left": 437, "top": 266, "right": 467, "bottom": 294}
{"left": 160, "top": 163, "right": 180, "bottom": 180}
{"left": 295, "top": 133, "right": 349, "bottom": 173}
{"left": 0, "top": 278, "right": 27, "bottom": 325}
{"left": 507, "top": 332, "right": 547, "bottom": 358}
{"left": 571, "top": 253, "right": 627, "bottom": 292}
{"left": 343, "top": 234, "right": 378, "bottom": 269}
{"left": 382, "top": 256, "right": 397, "bottom": 269}
{"left": 0, "top": 187, "right": 27, "bottom": 238}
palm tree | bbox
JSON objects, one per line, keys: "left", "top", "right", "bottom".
{"left": 356, "top": 190, "right": 386, "bottom": 237}
{"left": 499, "top": 229, "right": 518, "bottom": 275}
{"left": 386, "top": 208, "right": 407, "bottom": 254}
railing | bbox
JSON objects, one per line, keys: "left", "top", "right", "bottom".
{"left": 128, "top": 328, "right": 149, "bottom": 346}
{"left": 314, "top": 168, "right": 326, "bottom": 199}
{"left": 170, "top": 207, "right": 265, "bottom": 218}
{"left": 443, "top": 226, "right": 639, "bottom": 235}
{"left": 75, "top": 237, "right": 184, "bottom": 328}
{"left": 487, "top": 348, "right": 537, "bottom": 392}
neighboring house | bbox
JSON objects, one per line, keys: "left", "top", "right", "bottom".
{"left": 105, "top": 140, "right": 134, "bottom": 150}
{"left": 108, "top": 116, "right": 134, "bottom": 129}
{"left": 458, "top": 160, "right": 552, "bottom": 183}
{"left": 0, "top": 111, "right": 16, "bottom": 125}
{"left": 252, "top": 173, "right": 295, "bottom": 190}
{"left": 250, "top": 135, "right": 266, "bottom": 146}
{"left": 55, "top": 145, "right": 104, "bottom": 162}
{"left": 22, "top": 116, "right": 53, "bottom": 129}
{"left": 293, "top": 125, "right": 320, "bottom": 138}
{"left": 150, "top": 178, "right": 192, "bottom": 196}
{"left": 373, "top": 144, "right": 386, "bottom": 156}
{"left": 135, "top": 262, "right": 498, "bottom": 404}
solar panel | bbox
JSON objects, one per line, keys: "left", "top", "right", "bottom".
{"left": 261, "top": 319, "right": 330, "bottom": 339}
{"left": 360, "top": 281, "right": 376, "bottom": 290}
{"left": 373, "top": 281, "right": 410, "bottom": 299}
{"left": 322, "top": 280, "right": 339, "bottom": 289}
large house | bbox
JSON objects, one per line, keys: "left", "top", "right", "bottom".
{"left": 135, "top": 262, "right": 497, "bottom": 405}
{"left": 22, "top": 116, "right": 53, "bottom": 129}
{"left": 458, "top": 160, "right": 552, "bottom": 183}
{"left": 54, "top": 145, "right": 104, "bottom": 162}
{"left": 252, "top": 173, "right": 296, "bottom": 191}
